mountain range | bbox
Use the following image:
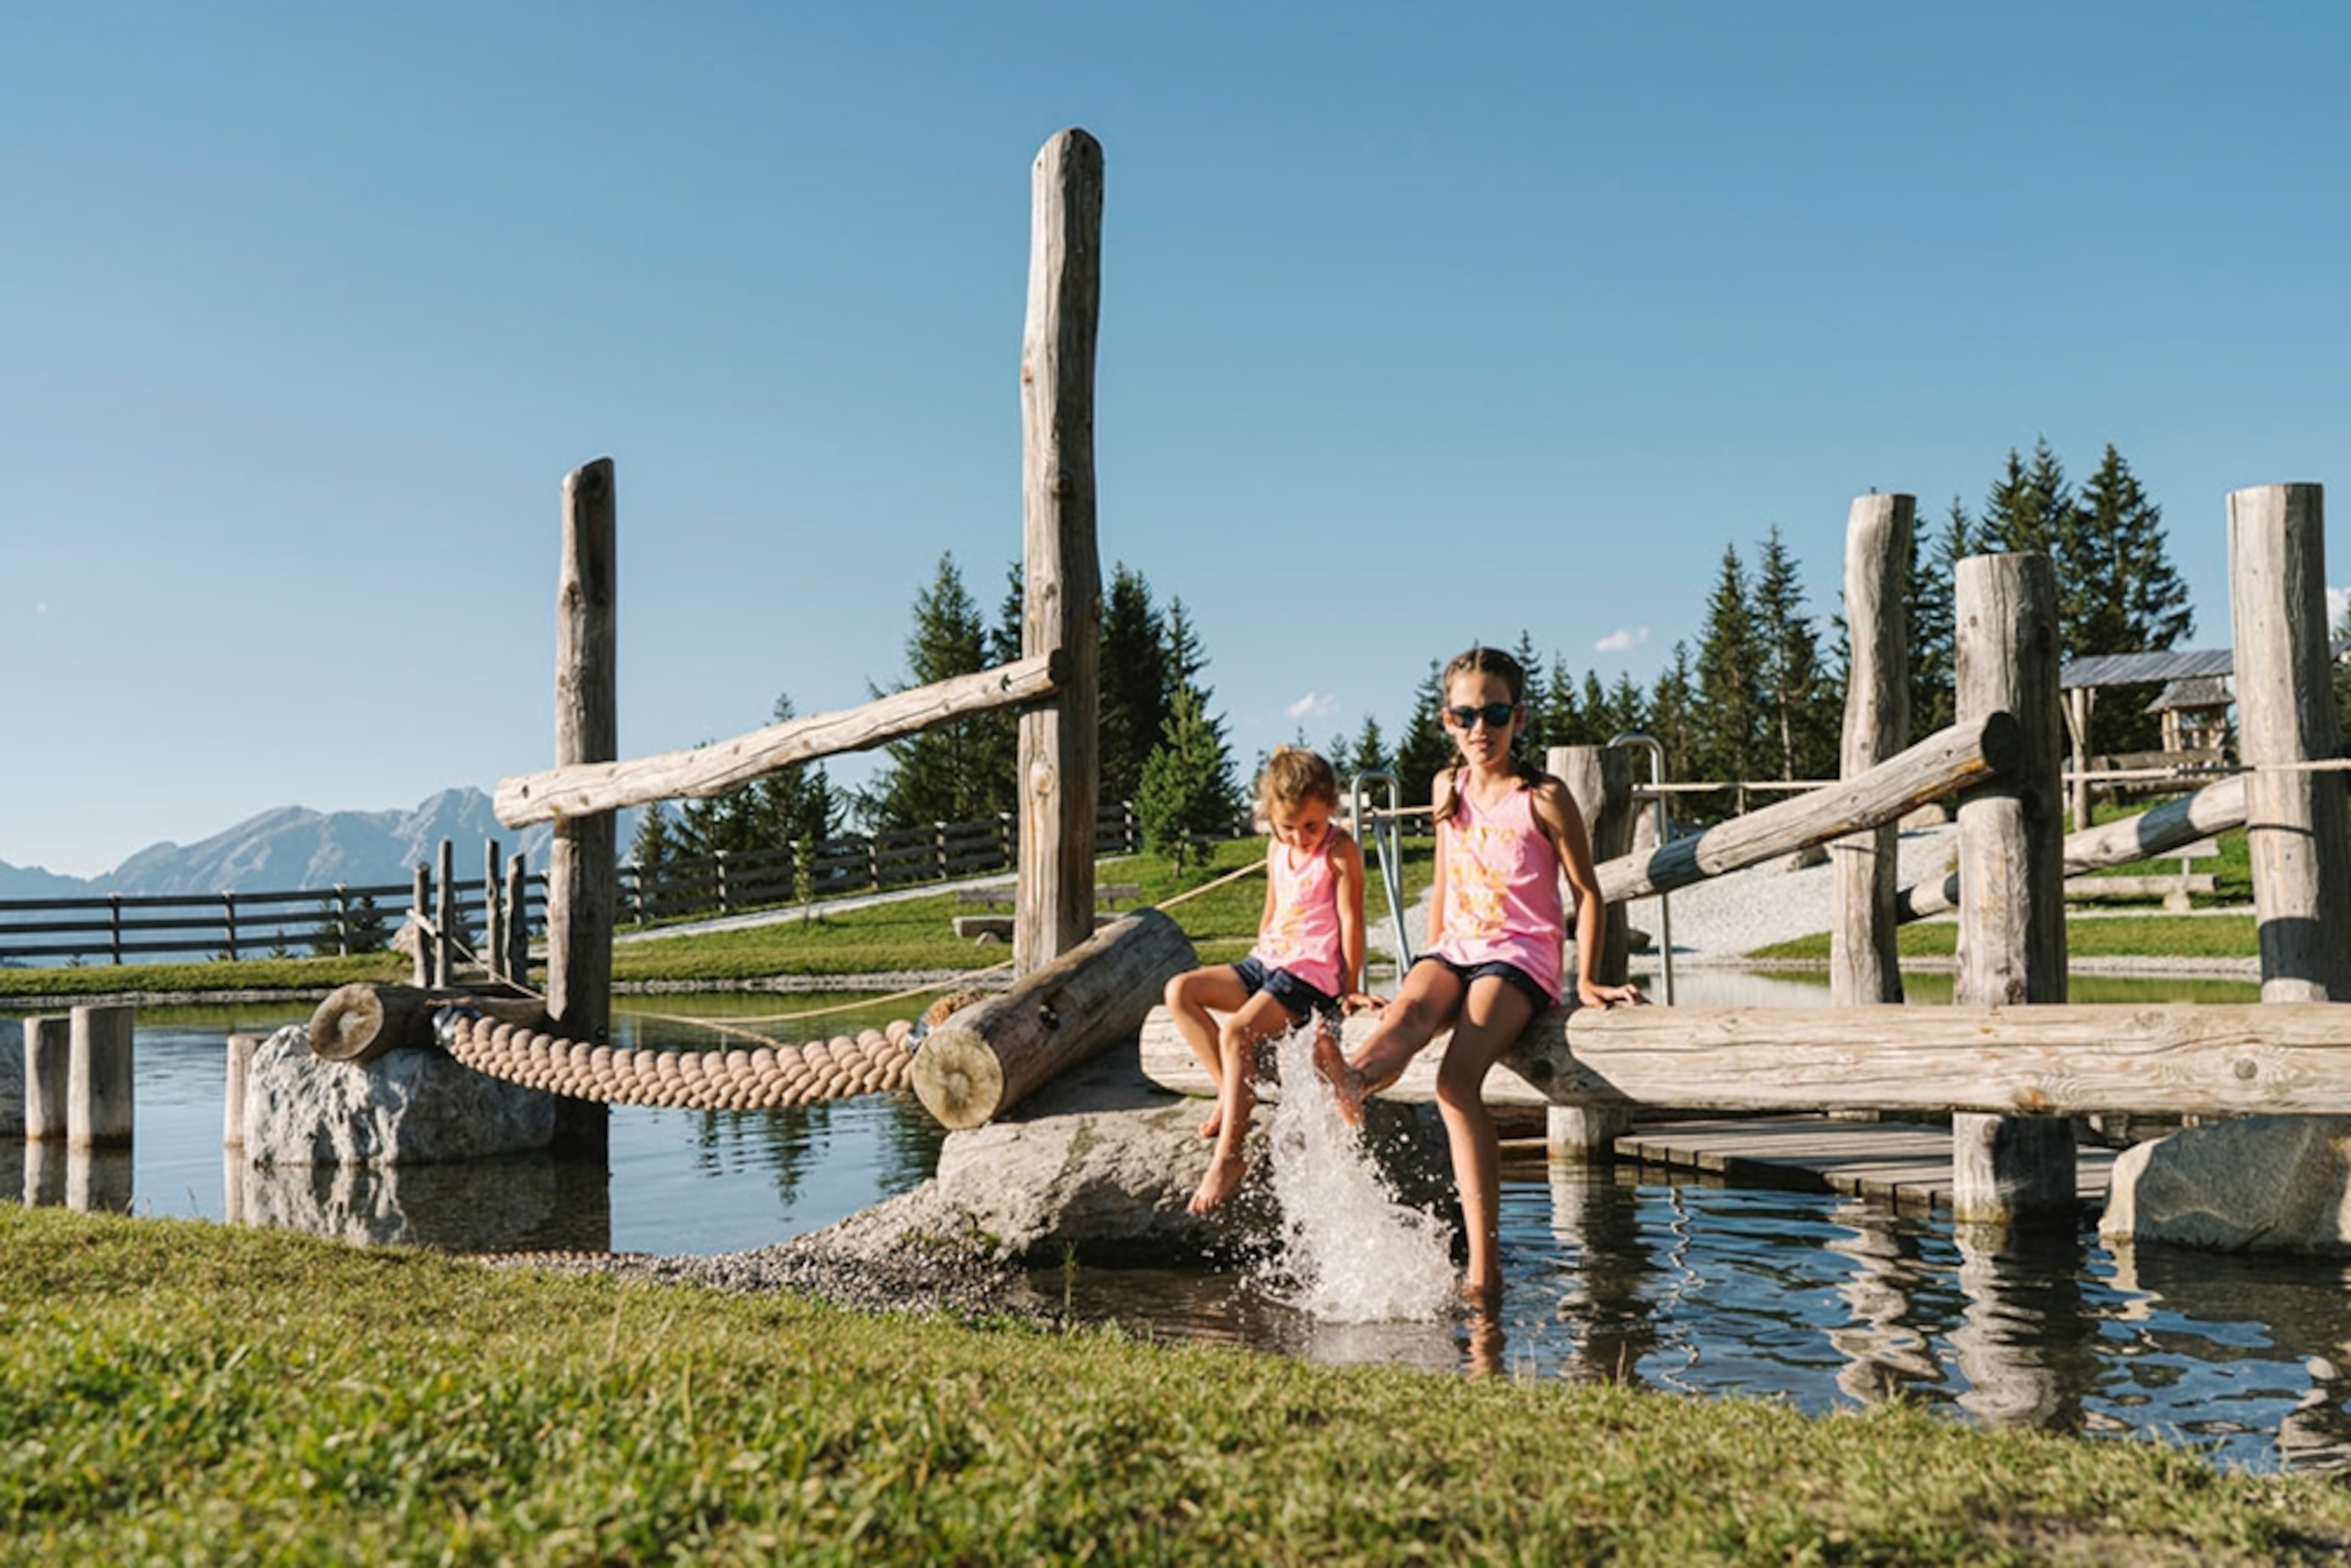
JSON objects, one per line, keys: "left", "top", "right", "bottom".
{"left": 0, "top": 790, "right": 639, "bottom": 899}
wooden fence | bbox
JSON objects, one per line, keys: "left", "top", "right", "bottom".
{"left": 0, "top": 798, "right": 1210, "bottom": 967}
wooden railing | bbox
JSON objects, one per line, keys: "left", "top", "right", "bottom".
{"left": 0, "top": 798, "right": 1228, "bottom": 965}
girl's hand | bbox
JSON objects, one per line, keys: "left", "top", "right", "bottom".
{"left": 1339, "top": 990, "right": 1384, "bottom": 1016}
{"left": 1576, "top": 980, "right": 1645, "bottom": 1010}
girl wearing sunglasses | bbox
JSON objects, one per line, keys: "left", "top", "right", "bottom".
{"left": 1325, "top": 644, "right": 1643, "bottom": 1312}
{"left": 1165, "top": 745, "right": 1378, "bottom": 1215}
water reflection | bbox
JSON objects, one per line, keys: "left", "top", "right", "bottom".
{"left": 1543, "top": 1162, "right": 1660, "bottom": 1387}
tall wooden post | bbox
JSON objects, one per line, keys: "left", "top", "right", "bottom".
{"left": 67, "top": 1002, "right": 133, "bottom": 1149}
{"left": 1547, "top": 743, "right": 1635, "bottom": 1158}
{"left": 23, "top": 1015, "right": 70, "bottom": 1142}
{"left": 2228, "top": 484, "right": 2351, "bottom": 1002}
{"left": 483, "top": 838, "right": 504, "bottom": 983}
{"left": 409, "top": 864, "right": 432, "bottom": 988}
{"left": 1015, "top": 129, "right": 1104, "bottom": 975}
{"left": 435, "top": 838, "right": 457, "bottom": 986}
{"left": 546, "top": 458, "right": 617, "bottom": 1043}
{"left": 1831, "top": 493, "right": 1912, "bottom": 1008}
{"left": 504, "top": 852, "right": 530, "bottom": 983}
{"left": 1951, "top": 553, "right": 2075, "bottom": 1221}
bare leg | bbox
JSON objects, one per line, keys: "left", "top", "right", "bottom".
{"left": 1433, "top": 977, "right": 1536, "bottom": 1311}
{"left": 1326, "top": 961, "right": 1464, "bottom": 1127}
{"left": 1189, "top": 990, "right": 1296, "bottom": 1215}
{"left": 1164, "top": 967, "right": 1251, "bottom": 1139}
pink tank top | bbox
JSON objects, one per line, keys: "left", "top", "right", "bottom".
{"left": 1249, "top": 830, "right": 1345, "bottom": 997}
{"left": 1431, "top": 773, "right": 1565, "bottom": 1002}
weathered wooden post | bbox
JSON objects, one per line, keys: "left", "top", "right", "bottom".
{"left": 2227, "top": 483, "right": 2351, "bottom": 1002}
{"left": 1014, "top": 127, "right": 1104, "bottom": 976}
{"left": 23, "top": 1014, "right": 70, "bottom": 1141}
{"left": 483, "top": 839, "right": 504, "bottom": 983}
{"left": 1547, "top": 743, "right": 1635, "bottom": 1158}
{"left": 1831, "top": 493, "right": 1912, "bottom": 1008}
{"left": 546, "top": 457, "right": 617, "bottom": 1156}
{"left": 546, "top": 457, "right": 618, "bottom": 1043}
{"left": 1951, "top": 552, "right": 2075, "bottom": 1221}
{"left": 409, "top": 864, "right": 432, "bottom": 987}
{"left": 504, "top": 852, "right": 530, "bottom": 982}
{"left": 223, "top": 1032, "right": 257, "bottom": 1148}
{"left": 67, "top": 1002, "right": 133, "bottom": 1149}
{"left": 435, "top": 838, "right": 457, "bottom": 986}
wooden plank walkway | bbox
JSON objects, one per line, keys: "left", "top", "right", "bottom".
{"left": 1614, "top": 1115, "right": 2119, "bottom": 1214}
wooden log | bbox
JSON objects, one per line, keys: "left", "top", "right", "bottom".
{"left": 494, "top": 654, "right": 1061, "bottom": 827}
{"left": 435, "top": 837, "right": 457, "bottom": 987}
{"left": 223, "top": 1032, "right": 257, "bottom": 1146}
{"left": 23, "top": 1015, "right": 70, "bottom": 1142}
{"left": 67, "top": 1002, "right": 133, "bottom": 1149}
{"left": 1897, "top": 771, "right": 2251, "bottom": 921}
{"left": 1832, "top": 493, "right": 1912, "bottom": 1006}
{"left": 1952, "top": 552, "right": 2072, "bottom": 1221}
{"left": 504, "top": 852, "right": 530, "bottom": 981}
{"left": 1149, "top": 1001, "right": 2351, "bottom": 1120}
{"left": 308, "top": 983, "right": 549, "bottom": 1064}
{"left": 2229, "top": 482, "right": 2351, "bottom": 1002}
{"left": 546, "top": 457, "right": 618, "bottom": 1050}
{"left": 1015, "top": 127, "right": 1104, "bottom": 975}
{"left": 1596, "top": 712, "right": 2021, "bottom": 905}
{"left": 912, "top": 906, "right": 1191, "bottom": 1130}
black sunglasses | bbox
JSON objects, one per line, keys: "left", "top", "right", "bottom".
{"left": 1443, "top": 701, "right": 1518, "bottom": 731}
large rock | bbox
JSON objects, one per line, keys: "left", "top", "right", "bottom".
{"left": 800, "top": 1035, "right": 1451, "bottom": 1267}
{"left": 241, "top": 1023, "right": 559, "bottom": 1168}
{"left": 0, "top": 1018, "right": 21, "bottom": 1137}
{"left": 2099, "top": 1115, "right": 2351, "bottom": 1253}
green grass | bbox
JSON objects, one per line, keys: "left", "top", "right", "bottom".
{"left": 0, "top": 951, "right": 405, "bottom": 1001}
{"left": 5, "top": 1205, "right": 2346, "bottom": 1566}
{"left": 1753, "top": 914, "right": 2261, "bottom": 965}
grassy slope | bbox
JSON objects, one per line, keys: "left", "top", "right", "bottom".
{"left": 5, "top": 1205, "right": 2346, "bottom": 1566}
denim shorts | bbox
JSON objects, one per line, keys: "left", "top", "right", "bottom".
{"left": 1413, "top": 953, "right": 1554, "bottom": 1012}
{"left": 1232, "top": 955, "right": 1342, "bottom": 1024}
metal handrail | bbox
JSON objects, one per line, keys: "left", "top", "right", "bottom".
{"left": 1606, "top": 732, "right": 1674, "bottom": 1005}
{"left": 1348, "top": 770, "right": 1414, "bottom": 973}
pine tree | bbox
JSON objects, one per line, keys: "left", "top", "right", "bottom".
{"left": 1906, "top": 499, "right": 1974, "bottom": 742}
{"left": 862, "top": 553, "right": 1006, "bottom": 830}
{"left": 1647, "top": 641, "right": 1698, "bottom": 782}
{"left": 1510, "top": 631, "right": 1549, "bottom": 757}
{"left": 2335, "top": 599, "right": 2351, "bottom": 746}
{"left": 1606, "top": 673, "right": 1648, "bottom": 748}
{"left": 1543, "top": 655, "right": 1581, "bottom": 748}
{"left": 1345, "top": 715, "right": 1390, "bottom": 781}
{"left": 1136, "top": 685, "right": 1237, "bottom": 872}
{"left": 631, "top": 800, "right": 679, "bottom": 869}
{"left": 2073, "top": 445, "right": 2193, "bottom": 754}
{"left": 1691, "top": 544, "right": 1765, "bottom": 797}
{"left": 1752, "top": 526, "right": 1837, "bottom": 781}
{"left": 1980, "top": 438, "right": 2075, "bottom": 560}
{"left": 1097, "top": 563, "right": 1169, "bottom": 804}
{"left": 1392, "top": 660, "right": 1455, "bottom": 807}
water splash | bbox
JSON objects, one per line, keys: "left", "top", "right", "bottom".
{"left": 1250, "top": 1026, "right": 1458, "bottom": 1322}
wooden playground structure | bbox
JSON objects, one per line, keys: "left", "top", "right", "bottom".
{"left": 477, "top": 128, "right": 2351, "bottom": 1230}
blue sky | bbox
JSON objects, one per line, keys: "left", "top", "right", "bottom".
{"left": 6, "top": 2, "right": 2348, "bottom": 878}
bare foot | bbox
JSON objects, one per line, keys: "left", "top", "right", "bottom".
{"left": 1198, "top": 1110, "right": 1222, "bottom": 1140}
{"left": 1187, "top": 1152, "right": 1247, "bottom": 1215}
{"left": 1313, "top": 1034, "right": 1365, "bottom": 1127}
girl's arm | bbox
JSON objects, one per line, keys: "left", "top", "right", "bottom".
{"left": 1328, "top": 828, "right": 1374, "bottom": 1008}
{"left": 1532, "top": 778, "right": 1643, "bottom": 1009}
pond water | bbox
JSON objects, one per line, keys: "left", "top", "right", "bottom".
{"left": 12, "top": 971, "right": 2351, "bottom": 1475}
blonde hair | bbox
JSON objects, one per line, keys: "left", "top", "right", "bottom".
{"left": 1256, "top": 745, "right": 1339, "bottom": 819}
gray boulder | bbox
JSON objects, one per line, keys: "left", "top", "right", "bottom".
{"left": 2099, "top": 1115, "right": 2351, "bottom": 1253}
{"left": 799, "top": 1035, "right": 1451, "bottom": 1267}
{"left": 242, "top": 1023, "right": 558, "bottom": 1168}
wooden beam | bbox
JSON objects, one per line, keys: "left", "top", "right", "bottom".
{"left": 546, "top": 458, "right": 617, "bottom": 1052}
{"left": 494, "top": 653, "right": 1061, "bottom": 828}
{"left": 1015, "top": 127, "right": 1104, "bottom": 974}
{"left": 1140, "top": 1002, "right": 2351, "bottom": 1119}
{"left": 1595, "top": 711, "right": 2020, "bottom": 905}
{"left": 1897, "top": 772, "right": 2250, "bottom": 921}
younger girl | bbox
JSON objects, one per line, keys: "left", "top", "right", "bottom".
{"left": 1329, "top": 646, "right": 1642, "bottom": 1310}
{"left": 1164, "top": 745, "right": 1373, "bottom": 1215}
